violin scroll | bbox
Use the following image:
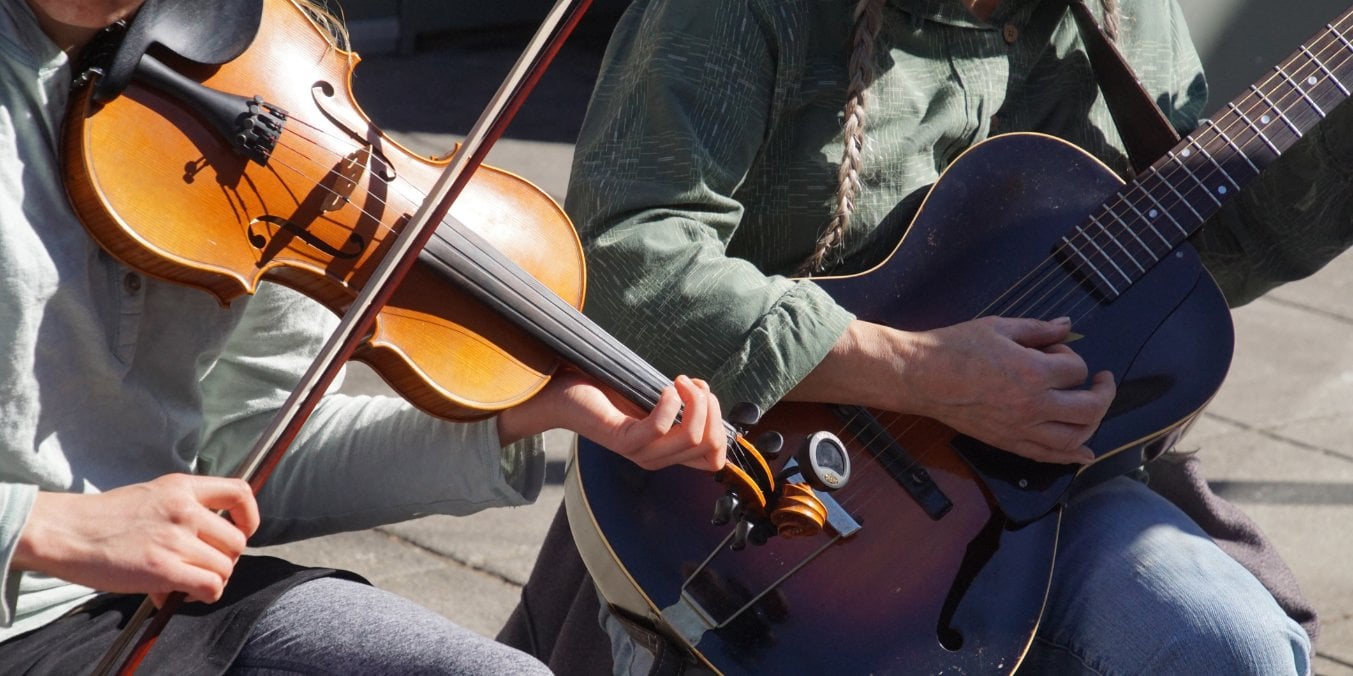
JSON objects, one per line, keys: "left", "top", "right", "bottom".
{"left": 710, "top": 405, "right": 840, "bottom": 548}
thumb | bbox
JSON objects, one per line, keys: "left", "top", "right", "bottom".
{"left": 999, "top": 315, "right": 1073, "bottom": 347}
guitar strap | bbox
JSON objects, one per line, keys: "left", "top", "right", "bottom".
{"left": 1058, "top": 0, "right": 1182, "bottom": 173}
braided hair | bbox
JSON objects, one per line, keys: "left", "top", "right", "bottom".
{"left": 798, "top": 0, "right": 1120, "bottom": 275}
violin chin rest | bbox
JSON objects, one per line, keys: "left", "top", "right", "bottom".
{"left": 93, "top": 0, "right": 264, "bottom": 103}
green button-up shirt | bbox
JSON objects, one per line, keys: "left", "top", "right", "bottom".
{"left": 568, "top": 0, "right": 1353, "bottom": 412}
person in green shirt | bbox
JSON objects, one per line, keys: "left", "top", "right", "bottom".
{"left": 500, "top": 0, "right": 1351, "bottom": 672}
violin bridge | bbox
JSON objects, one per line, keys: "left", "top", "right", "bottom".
{"left": 322, "top": 147, "right": 369, "bottom": 212}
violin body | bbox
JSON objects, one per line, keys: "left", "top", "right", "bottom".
{"left": 63, "top": 0, "right": 582, "bottom": 419}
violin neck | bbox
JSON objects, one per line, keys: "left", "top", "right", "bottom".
{"left": 422, "top": 217, "right": 680, "bottom": 418}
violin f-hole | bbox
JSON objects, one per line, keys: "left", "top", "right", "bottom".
{"left": 311, "top": 82, "right": 397, "bottom": 182}
{"left": 248, "top": 214, "right": 365, "bottom": 262}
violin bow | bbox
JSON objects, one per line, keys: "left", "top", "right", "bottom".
{"left": 90, "top": 0, "right": 595, "bottom": 673}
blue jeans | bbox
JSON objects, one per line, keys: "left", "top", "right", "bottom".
{"left": 1019, "top": 476, "right": 1310, "bottom": 675}
{"left": 601, "top": 476, "right": 1311, "bottom": 675}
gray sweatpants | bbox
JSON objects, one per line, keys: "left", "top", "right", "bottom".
{"left": 232, "top": 576, "right": 551, "bottom": 675}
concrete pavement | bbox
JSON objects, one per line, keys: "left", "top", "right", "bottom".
{"left": 251, "top": 21, "right": 1353, "bottom": 676}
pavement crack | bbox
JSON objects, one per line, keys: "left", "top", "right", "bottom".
{"left": 1263, "top": 295, "right": 1353, "bottom": 326}
{"left": 374, "top": 527, "right": 522, "bottom": 588}
{"left": 1315, "top": 649, "right": 1353, "bottom": 671}
{"left": 1201, "top": 411, "right": 1353, "bottom": 464}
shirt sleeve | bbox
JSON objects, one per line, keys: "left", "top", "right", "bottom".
{"left": 194, "top": 283, "right": 545, "bottom": 546}
{"left": 0, "top": 482, "right": 36, "bottom": 626}
{"left": 567, "top": 0, "right": 854, "bottom": 411}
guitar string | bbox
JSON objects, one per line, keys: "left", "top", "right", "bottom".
{"left": 956, "top": 8, "right": 1353, "bottom": 329}
{"left": 995, "top": 13, "right": 1353, "bottom": 326}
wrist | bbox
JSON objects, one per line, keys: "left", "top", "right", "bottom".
{"left": 787, "top": 320, "right": 916, "bottom": 411}
{"left": 496, "top": 400, "right": 549, "bottom": 447}
{"left": 12, "top": 492, "right": 64, "bottom": 574}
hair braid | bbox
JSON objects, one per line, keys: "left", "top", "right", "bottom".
{"left": 798, "top": 0, "right": 885, "bottom": 276}
{"left": 1098, "top": 0, "right": 1119, "bottom": 39}
{"left": 798, "top": 0, "right": 1118, "bottom": 276}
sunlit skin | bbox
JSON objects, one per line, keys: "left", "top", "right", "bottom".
{"left": 13, "top": 0, "right": 727, "bottom": 607}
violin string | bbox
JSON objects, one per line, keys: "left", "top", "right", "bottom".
{"left": 422, "top": 216, "right": 764, "bottom": 475}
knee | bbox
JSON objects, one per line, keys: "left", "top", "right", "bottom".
{"left": 1139, "top": 608, "right": 1310, "bottom": 676}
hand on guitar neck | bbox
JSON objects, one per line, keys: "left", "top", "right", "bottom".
{"left": 788, "top": 316, "right": 1114, "bottom": 465}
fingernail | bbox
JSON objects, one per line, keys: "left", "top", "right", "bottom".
{"left": 1052, "top": 316, "right": 1071, "bottom": 325}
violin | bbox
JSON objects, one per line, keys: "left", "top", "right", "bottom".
{"left": 65, "top": 0, "right": 581, "bottom": 420}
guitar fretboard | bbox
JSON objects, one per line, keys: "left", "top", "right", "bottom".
{"left": 1062, "top": 10, "right": 1353, "bottom": 299}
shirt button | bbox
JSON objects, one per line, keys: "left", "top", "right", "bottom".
{"left": 1002, "top": 23, "right": 1020, "bottom": 44}
{"left": 123, "top": 272, "right": 142, "bottom": 294}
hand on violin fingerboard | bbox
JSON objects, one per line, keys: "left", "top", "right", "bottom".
{"left": 497, "top": 372, "right": 726, "bottom": 472}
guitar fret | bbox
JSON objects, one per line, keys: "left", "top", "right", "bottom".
{"left": 1135, "top": 184, "right": 1192, "bottom": 241}
{"left": 1120, "top": 192, "right": 1175, "bottom": 248}
{"left": 1249, "top": 84, "right": 1304, "bottom": 138}
{"left": 1182, "top": 137, "right": 1243, "bottom": 191}
{"left": 1274, "top": 64, "right": 1327, "bottom": 117}
{"left": 1060, "top": 233, "right": 1120, "bottom": 296}
{"left": 1224, "top": 103, "right": 1282, "bottom": 156}
{"left": 1154, "top": 159, "right": 1211, "bottom": 222}
{"left": 1300, "top": 45, "right": 1349, "bottom": 96}
{"left": 1083, "top": 219, "right": 1134, "bottom": 282}
{"left": 1165, "top": 150, "right": 1223, "bottom": 214}
{"left": 1103, "top": 206, "right": 1161, "bottom": 268}
{"left": 1209, "top": 115, "right": 1271, "bottom": 170}
{"left": 1090, "top": 214, "right": 1145, "bottom": 273}
{"left": 1329, "top": 23, "right": 1353, "bottom": 56}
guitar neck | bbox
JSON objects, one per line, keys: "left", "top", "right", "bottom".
{"left": 1064, "top": 9, "right": 1353, "bottom": 299}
